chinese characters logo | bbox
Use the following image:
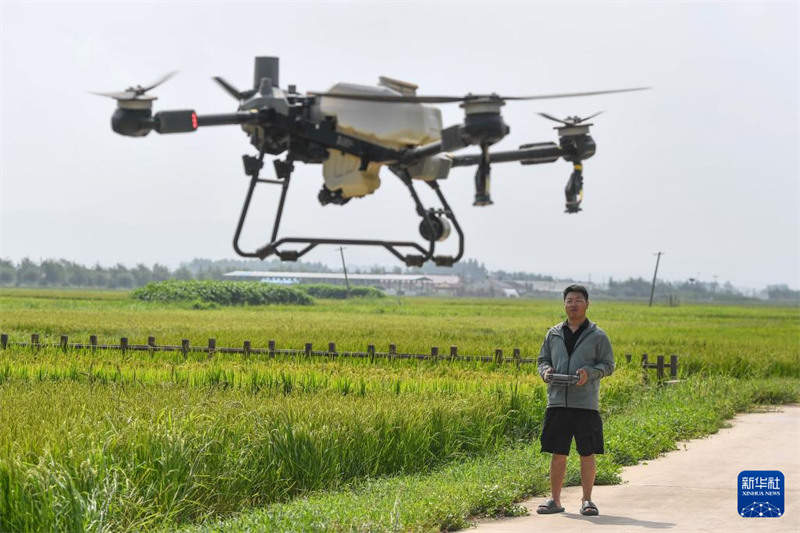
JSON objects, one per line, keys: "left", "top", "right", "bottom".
{"left": 738, "top": 470, "right": 784, "bottom": 518}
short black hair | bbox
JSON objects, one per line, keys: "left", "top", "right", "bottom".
{"left": 563, "top": 284, "right": 589, "bottom": 301}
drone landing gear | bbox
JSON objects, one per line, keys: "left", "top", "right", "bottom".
{"left": 232, "top": 154, "right": 464, "bottom": 267}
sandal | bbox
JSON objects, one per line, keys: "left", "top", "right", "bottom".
{"left": 580, "top": 500, "right": 599, "bottom": 516}
{"left": 536, "top": 498, "right": 565, "bottom": 514}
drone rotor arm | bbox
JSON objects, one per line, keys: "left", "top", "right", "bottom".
{"left": 449, "top": 143, "right": 562, "bottom": 167}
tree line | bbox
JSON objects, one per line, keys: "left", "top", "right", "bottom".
{"left": 1, "top": 258, "right": 796, "bottom": 303}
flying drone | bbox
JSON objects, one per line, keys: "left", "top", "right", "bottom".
{"left": 95, "top": 57, "right": 648, "bottom": 266}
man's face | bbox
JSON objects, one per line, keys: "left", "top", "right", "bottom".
{"left": 564, "top": 291, "right": 589, "bottom": 321}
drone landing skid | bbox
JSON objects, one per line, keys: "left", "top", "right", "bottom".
{"left": 232, "top": 154, "right": 464, "bottom": 268}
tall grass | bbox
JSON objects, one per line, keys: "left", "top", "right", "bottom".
{"left": 0, "top": 372, "right": 561, "bottom": 532}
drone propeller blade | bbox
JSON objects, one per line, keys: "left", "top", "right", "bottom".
{"left": 582, "top": 110, "right": 604, "bottom": 122}
{"left": 311, "top": 87, "right": 650, "bottom": 105}
{"left": 503, "top": 87, "right": 649, "bottom": 101}
{"left": 141, "top": 71, "right": 178, "bottom": 93}
{"left": 538, "top": 112, "right": 571, "bottom": 125}
{"left": 91, "top": 90, "right": 138, "bottom": 100}
{"left": 311, "top": 92, "right": 464, "bottom": 104}
{"left": 213, "top": 77, "right": 245, "bottom": 100}
{"left": 90, "top": 90, "right": 157, "bottom": 101}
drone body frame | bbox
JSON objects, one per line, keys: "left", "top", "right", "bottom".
{"left": 98, "top": 56, "right": 645, "bottom": 267}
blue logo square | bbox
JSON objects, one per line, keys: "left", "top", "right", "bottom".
{"left": 738, "top": 470, "right": 784, "bottom": 517}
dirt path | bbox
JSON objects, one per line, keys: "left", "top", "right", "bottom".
{"left": 473, "top": 405, "right": 799, "bottom": 532}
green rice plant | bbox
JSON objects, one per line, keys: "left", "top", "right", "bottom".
{"left": 174, "top": 375, "right": 799, "bottom": 533}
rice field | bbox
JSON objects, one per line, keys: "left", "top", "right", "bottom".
{"left": 0, "top": 288, "right": 797, "bottom": 532}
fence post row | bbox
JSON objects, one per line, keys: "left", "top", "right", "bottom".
{"left": 0, "top": 334, "right": 679, "bottom": 376}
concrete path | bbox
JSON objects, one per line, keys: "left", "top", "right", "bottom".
{"left": 473, "top": 405, "right": 800, "bottom": 532}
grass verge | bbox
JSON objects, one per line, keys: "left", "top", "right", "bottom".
{"left": 176, "top": 376, "right": 798, "bottom": 533}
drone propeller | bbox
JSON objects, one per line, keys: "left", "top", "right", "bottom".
{"left": 213, "top": 76, "right": 257, "bottom": 101}
{"left": 90, "top": 71, "right": 177, "bottom": 103}
{"left": 310, "top": 87, "right": 649, "bottom": 104}
{"left": 538, "top": 111, "right": 604, "bottom": 126}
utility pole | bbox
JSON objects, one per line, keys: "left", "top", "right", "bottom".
{"left": 648, "top": 251, "right": 664, "bottom": 307}
{"left": 337, "top": 247, "right": 351, "bottom": 298}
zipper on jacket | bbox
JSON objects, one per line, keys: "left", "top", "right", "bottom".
{"left": 562, "top": 334, "right": 570, "bottom": 408}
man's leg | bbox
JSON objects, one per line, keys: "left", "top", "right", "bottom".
{"left": 579, "top": 453, "right": 596, "bottom": 502}
{"left": 550, "top": 453, "right": 568, "bottom": 506}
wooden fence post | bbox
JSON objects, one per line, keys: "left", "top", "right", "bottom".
{"left": 120, "top": 337, "right": 128, "bottom": 355}
{"left": 181, "top": 339, "right": 189, "bottom": 360}
{"left": 328, "top": 342, "right": 336, "bottom": 359}
{"left": 389, "top": 343, "right": 396, "bottom": 361}
{"left": 208, "top": 338, "right": 216, "bottom": 359}
{"left": 656, "top": 355, "right": 665, "bottom": 381}
{"left": 368, "top": 344, "right": 375, "bottom": 363}
{"left": 450, "top": 345, "right": 457, "bottom": 362}
{"left": 243, "top": 340, "right": 251, "bottom": 359}
{"left": 0, "top": 333, "right": 7, "bottom": 350}
{"left": 90, "top": 335, "right": 97, "bottom": 352}
{"left": 431, "top": 346, "right": 439, "bottom": 362}
{"left": 495, "top": 349, "right": 503, "bottom": 364}
{"left": 61, "top": 335, "right": 68, "bottom": 353}
{"left": 625, "top": 353, "right": 632, "bottom": 363}
{"left": 305, "top": 342, "right": 312, "bottom": 358}
{"left": 31, "top": 334, "right": 39, "bottom": 350}
{"left": 268, "top": 340, "right": 276, "bottom": 359}
{"left": 513, "top": 348, "right": 521, "bottom": 370}
{"left": 670, "top": 354, "right": 678, "bottom": 378}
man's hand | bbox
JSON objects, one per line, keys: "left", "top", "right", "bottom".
{"left": 543, "top": 368, "right": 553, "bottom": 383}
{"left": 575, "top": 368, "right": 589, "bottom": 386}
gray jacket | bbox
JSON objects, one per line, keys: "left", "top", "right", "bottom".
{"left": 537, "top": 320, "right": 615, "bottom": 411}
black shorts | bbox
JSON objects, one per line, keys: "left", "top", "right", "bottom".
{"left": 540, "top": 407, "right": 604, "bottom": 456}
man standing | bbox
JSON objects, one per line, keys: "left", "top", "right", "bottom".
{"left": 536, "top": 284, "right": 615, "bottom": 516}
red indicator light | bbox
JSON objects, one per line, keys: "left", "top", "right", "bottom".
{"left": 191, "top": 112, "right": 198, "bottom": 129}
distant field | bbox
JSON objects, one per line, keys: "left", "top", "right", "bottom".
{"left": 0, "top": 288, "right": 797, "bottom": 532}
{"left": 2, "top": 287, "right": 797, "bottom": 376}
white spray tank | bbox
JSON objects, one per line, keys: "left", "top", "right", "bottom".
{"left": 319, "top": 78, "right": 443, "bottom": 199}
